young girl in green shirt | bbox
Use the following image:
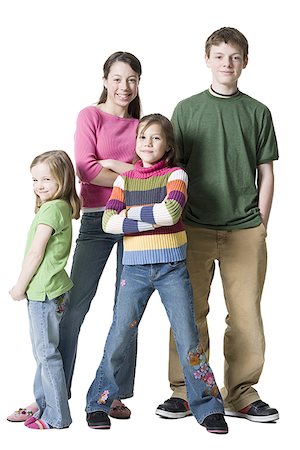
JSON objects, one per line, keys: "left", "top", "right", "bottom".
{"left": 9, "top": 150, "right": 80, "bottom": 429}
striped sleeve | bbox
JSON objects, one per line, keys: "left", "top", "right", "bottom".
{"left": 126, "top": 169, "right": 188, "bottom": 226}
{"left": 102, "top": 176, "right": 155, "bottom": 235}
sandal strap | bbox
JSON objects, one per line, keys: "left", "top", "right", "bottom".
{"left": 15, "top": 408, "right": 33, "bottom": 415}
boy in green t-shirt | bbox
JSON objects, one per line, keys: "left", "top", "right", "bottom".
{"left": 156, "top": 27, "right": 279, "bottom": 423}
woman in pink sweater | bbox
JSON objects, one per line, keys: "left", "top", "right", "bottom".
{"left": 61, "top": 52, "right": 142, "bottom": 419}
{"left": 7, "top": 51, "right": 142, "bottom": 423}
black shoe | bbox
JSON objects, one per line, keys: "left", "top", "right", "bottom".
{"left": 201, "top": 414, "right": 228, "bottom": 434}
{"left": 225, "top": 400, "right": 279, "bottom": 423}
{"left": 155, "top": 397, "right": 192, "bottom": 419}
{"left": 86, "top": 411, "right": 111, "bottom": 429}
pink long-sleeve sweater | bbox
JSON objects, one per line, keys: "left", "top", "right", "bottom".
{"left": 75, "top": 106, "right": 138, "bottom": 208}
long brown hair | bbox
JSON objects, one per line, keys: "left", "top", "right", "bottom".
{"left": 30, "top": 150, "right": 81, "bottom": 219}
{"left": 97, "top": 51, "right": 142, "bottom": 119}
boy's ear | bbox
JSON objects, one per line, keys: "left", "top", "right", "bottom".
{"left": 243, "top": 56, "right": 248, "bottom": 69}
{"left": 205, "top": 53, "right": 210, "bottom": 67}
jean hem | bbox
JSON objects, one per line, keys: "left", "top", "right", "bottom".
{"left": 86, "top": 406, "right": 109, "bottom": 414}
{"left": 196, "top": 409, "right": 225, "bottom": 425}
{"left": 118, "top": 393, "right": 134, "bottom": 400}
{"left": 42, "top": 418, "right": 72, "bottom": 428}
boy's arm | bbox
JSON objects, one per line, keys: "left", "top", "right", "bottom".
{"left": 171, "top": 105, "right": 185, "bottom": 167}
{"left": 9, "top": 224, "right": 53, "bottom": 301}
{"left": 257, "top": 162, "right": 274, "bottom": 229}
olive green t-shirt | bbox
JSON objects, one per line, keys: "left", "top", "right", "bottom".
{"left": 25, "top": 199, "right": 73, "bottom": 301}
{"left": 172, "top": 90, "right": 279, "bottom": 230}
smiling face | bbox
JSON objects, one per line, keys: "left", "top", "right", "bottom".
{"left": 31, "top": 162, "right": 59, "bottom": 204}
{"left": 103, "top": 61, "right": 139, "bottom": 114}
{"left": 206, "top": 42, "right": 248, "bottom": 92}
{"left": 136, "top": 122, "right": 169, "bottom": 167}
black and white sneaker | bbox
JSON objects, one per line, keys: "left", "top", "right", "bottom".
{"left": 201, "top": 414, "right": 228, "bottom": 434}
{"left": 155, "top": 397, "right": 192, "bottom": 419}
{"left": 86, "top": 411, "right": 111, "bottom": 429}
{"left": 225, "top": 400, "right": 279, "bottom": 423}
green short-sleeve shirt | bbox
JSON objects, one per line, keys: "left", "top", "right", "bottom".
{"left": 25, "top": 199, "right": 73, "bottom": 301}
{"left": 172, "top": 90, "right": 279, "bottom": 229}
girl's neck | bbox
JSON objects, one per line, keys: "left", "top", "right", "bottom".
{"left": 97, "top": 101, "right": 129, "bottom": 118}
{"left": 136, "top": 159, "right": 167, "bottom": 171}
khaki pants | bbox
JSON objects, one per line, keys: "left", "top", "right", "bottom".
{"left": 169, "top": 223, "right": 267, "bottom": 410}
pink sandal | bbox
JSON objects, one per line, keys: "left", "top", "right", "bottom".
{"left": 7, "top": 403, "right": 38, "bottom": 422}
{"left": 25, "top": 419, "right": 51, "bottom": 429}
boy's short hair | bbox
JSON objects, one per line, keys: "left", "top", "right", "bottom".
{"left": 205, "top": 27, "right": 248, "bottom": 59}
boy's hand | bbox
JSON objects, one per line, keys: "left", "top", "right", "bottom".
{"left": 9, "top": 286, "right": 26, "bottom": 301}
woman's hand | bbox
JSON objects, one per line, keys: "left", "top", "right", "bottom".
{"left": 99, "top": 159, "right": 113, "bottom": 169}
{"left": 99, "top": 159, "right": 134, "bottom": 174}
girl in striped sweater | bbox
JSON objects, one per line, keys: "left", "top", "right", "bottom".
{"left": 85, "top": 114, "right": 228, "bottom": 434}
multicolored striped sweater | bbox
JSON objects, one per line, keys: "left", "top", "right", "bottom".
{"left": 102, "top": 159, "right": 188, "bottom": 265}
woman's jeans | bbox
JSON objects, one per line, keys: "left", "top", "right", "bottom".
{"left": 28, "top": 295, "right": 71, "bottom": 428}
{"left": 59, "top": 212, "right": 137, "bottom": 399}
{"left": 86, "top": 262, "right": 224, "bottom": 424}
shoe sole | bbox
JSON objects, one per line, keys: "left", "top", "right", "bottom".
{"left": 225, "top": 409, "right": 279, "bottom": 423}
{"left": 155, "top": 408, "right": 192, "bottom": 419}
{"left": 109, "top": 414, "right": 131, "bottom": 419}
{"left": 7, "top": 418, "right": 28, "bottom": 422}
{"left": 7, "top": 413, "right": 35, "bottom": 422}
{"left": 206, "top": 428, "right": 228, "bottom": 434}
{"left": 88, "top": 424, "right": 111, "bottom": 429}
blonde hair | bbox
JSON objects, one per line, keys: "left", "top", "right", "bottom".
{"left": 30, "top": 150, "right": 81, "bottom": 219}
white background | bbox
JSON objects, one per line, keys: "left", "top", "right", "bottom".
{"left": 0, "top": 0, "right": 298, "bottom": 448}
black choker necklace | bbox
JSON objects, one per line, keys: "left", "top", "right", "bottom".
{"left": 210, "top": 85, "right": 239, "bottom": 97}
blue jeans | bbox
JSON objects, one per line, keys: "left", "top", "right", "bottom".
{"left": 28, "top": 296, "right": 72, "bottom": 428}
{"left": 59, "top": 212, "right": 137, "bottom": 398}
{"left": 86, "top": 262, "right": 224, "bottom": 424}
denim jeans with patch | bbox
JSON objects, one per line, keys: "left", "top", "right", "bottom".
{"left": 28, "top": 295, "right": 72, "bottom": 428}
{"left": 86, "top": 261, "right": 224, "bottom": 424}
{"left": 58, "top": 212, "right": 137, "bottom": 399}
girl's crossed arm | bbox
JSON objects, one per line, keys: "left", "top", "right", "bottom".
{"left": 102, "top": 169, "right": 188, "bottom": 235}
{"left": 126, "top": 169, "right": 188, "bottom": 226}
{"left": 9, "top": 224, "right": 53, "bottom": 301}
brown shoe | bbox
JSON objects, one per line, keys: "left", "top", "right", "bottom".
{"left": 108, "top": 400, "right": 131, "bottom": 419}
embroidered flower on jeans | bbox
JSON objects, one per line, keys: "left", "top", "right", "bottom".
{"left": 194, "top": 370, "right": 202, "bottom": 379}
{"left": 98, "top": 390, "right": 110, "bottom": 404}
{"left": 189, "top": 351, "right": 201, "bottom": 366}
{"left": 120, "top": 279, "right": 126, "bottom": 287}
{"left": 202, "top": 371, "right": 216, "bottom": 387}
